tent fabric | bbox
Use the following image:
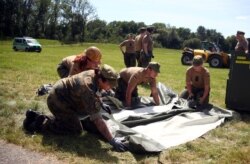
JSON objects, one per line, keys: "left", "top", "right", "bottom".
{"left": 104, "top": 104, "right": 232, "bottom": 153}
{"left": 82, "top": 83, "right": 233, "bottom": 153}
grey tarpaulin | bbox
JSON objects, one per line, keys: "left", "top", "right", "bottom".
{"left": 82, "top": 83, "right": 233, "bottom": 153}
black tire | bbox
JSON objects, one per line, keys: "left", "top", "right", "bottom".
{"left": 13, "top": 47, "right": 18, "bottom": 51}
{"left": 181, "top": 53, "right": 193, "bottom": 65}
{"left": 25, "top": 48, "right": 29, "bottom": 52}
{"left": 209, "top": 55, "right": 223, "bottom": 68}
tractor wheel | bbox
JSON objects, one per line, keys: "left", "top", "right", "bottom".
{"left": 181, "top": 53, "right": 193, "bottom": 65}
{"left": 209, "top": 55, "right": 223, "bottom": 68}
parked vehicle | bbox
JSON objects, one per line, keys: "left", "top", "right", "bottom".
{"left": 13, "top": 37, "right": 42, "bottom": 52}
{"left": 181, "top": 41, "right": 231, "bottom": 68}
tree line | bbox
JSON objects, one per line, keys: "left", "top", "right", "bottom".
{"left": 1, "top": 0, "right": 237, "bottom": 52}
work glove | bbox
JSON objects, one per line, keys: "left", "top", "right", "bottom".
{"left": 109, "top": 138, "right": 128, "bottom": 152}
{"left": 101, "top": 103, "right": 111, "bottom": 114}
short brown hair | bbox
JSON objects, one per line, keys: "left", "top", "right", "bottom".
{"left": 192, "top": 56, "right": 203, "bottom": 66}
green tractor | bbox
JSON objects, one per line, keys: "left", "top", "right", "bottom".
{"left": 181, "top": 41, "right": 231, "bottom": 68}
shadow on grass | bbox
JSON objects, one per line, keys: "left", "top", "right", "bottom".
{"left": 238, "top": 111, "right": 250, "bottom": 123}
{"left": 41, "top": 132, "right": 119, "bottom": 162}
{"left": 225, "top": 109, "right": 250, "bottom": 124}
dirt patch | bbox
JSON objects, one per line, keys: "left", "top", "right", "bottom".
{"left": 0, "top": 140, "right": 64, "bottom": 164}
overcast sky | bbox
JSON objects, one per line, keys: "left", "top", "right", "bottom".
{"left": 89, "top": 0, "right": 250, "bottom": 38}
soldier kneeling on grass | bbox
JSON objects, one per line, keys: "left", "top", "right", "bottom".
{"left": 115, "top": 62, "right": 160, "bottom": 108}
{"left": 23, "top": 64, "right": 127, "bottom": 152}
{"left": 179, "top": 55, "right": 210, "bottom": 109}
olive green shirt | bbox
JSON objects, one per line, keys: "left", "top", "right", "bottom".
{"left": 61, "top": 55, "right": 76, "bottom": 71}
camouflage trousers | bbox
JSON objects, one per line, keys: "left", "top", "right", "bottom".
{"left": 123, "top": 52, "right": 136, "bottom": 68}
{"left": 179, "top": 86, "right": 210, "bottom": 105}
{"left": 139, "top": 51, "right": 153, "bottom": 68}
{"left": 115, "top": 78, "right": 138, "bottom": 102}
{"left": 45, "top": 89, "right": 84, "bottom": 135}
{"left": 135, "top": 51, "right": 141, "bottom": 67}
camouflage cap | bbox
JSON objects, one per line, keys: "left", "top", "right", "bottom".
{"left": 148, "top": 62, "right": 160, "bottom": 73}
{"left": 146, "top": 26, "right": 155, "bottom": 33}
{"left": 139, "top": 27, "right": 146, "bottom": 33}
{"left": 192, "top": 55, "right": 203, "bottom": 66}
{"left": 100, "top": 64, "right": 118, "bottom": 87}
{"left": 237, "top": 31, "right": 245, "bottom": 35}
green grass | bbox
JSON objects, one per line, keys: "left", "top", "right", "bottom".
{"left": 0, "top": 40, "right": 250, "bottom": 163}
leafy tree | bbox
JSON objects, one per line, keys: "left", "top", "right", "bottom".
{"left": 176, "top": 27, "right": 191, "bottom": 41}
{"left": 58, "top": 0, "right": 97, "bottom": 42}
{"left": 183, "top": 38, "right": 201, "bottom": 49}
{"left": 152, "top": 23, "right": 167, "bottom": 31}
{"left": 46, "top": 0, "right": 60, "bottom": 39}
{"left": 168, "top": 28, "right": 181, "bottom": 49}
{"left": 225, "top": 35, "right": 237, "bottom": 52}
{"left": 20, "top": 0, "right": 35, "bottom": 36}
{"left": 86, "top": 19, "right": 108, "bottom": 42}
{"left": 155, "top": 29, "right": 168, "bottom": 47}
{"left": 197, "top": 26, "right": 206, "bottom": 41}
{"left": 33, "top": 0, "right": 51, "bottom": 38}
{"left": 1, "top": 0, "right": 21, "bottom": 37}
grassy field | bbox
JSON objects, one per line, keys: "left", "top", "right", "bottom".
{"left": 0, "top": 39, "right": 249, "bottom": 163}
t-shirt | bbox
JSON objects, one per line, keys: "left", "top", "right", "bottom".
{"left": 61, "top": 55, "right": 76, "bottom": 70}
{"left": 119, "top": 67, "right": 156, "bottom": 89}
{"left": 186, "top": 66, "right": 210, "bottom": 89}
{"left": 61, "top": 54, "right": 85, "bottom": 76}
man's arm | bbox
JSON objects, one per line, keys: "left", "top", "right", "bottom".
{"left": 93, "top": 117, "right": 113, "bottom": 141}
{"left": 119, "top": 41, "right": 126, "bottom": 54}
{"left": 142, "top": 35, "right": 148, "bottom": 54}
{"left": 151, "top": 86, "right": 160, "bottom": 105}
{"left": 93, "top": 117, "right": 127, "bottom": 152}
{"left": 186, "top": 70, "right": 193, "bottom": 98}
{"left": 200, "top": 84, "right": 209, "bottom": 104}
{"left": 125, "top": 83, "right": 135, "bottom": 107}
{"left": 186, "top": 81, "right": 193, "bottom": 97}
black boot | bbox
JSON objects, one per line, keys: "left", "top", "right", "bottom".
{"left": 23, "top": 109, "right": 41, "bottom": 133}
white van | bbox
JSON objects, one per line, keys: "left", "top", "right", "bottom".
{"left": 13, "top": 37, "right": 42, "bottom": 52}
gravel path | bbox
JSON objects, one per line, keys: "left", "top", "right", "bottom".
{"left": 0, "top": 140, "right": 64, "bottom": 164}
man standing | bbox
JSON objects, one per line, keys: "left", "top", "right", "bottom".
{"left": 141, "top": 26, "right": 154, "bottom": 67}
{"left": 119, "top": 33, "right": 136, "bottom": 67}
{"left": 115, "top": 62, "right": 160, "bottom": 107}
{"left": 135, "top": 27, "right": 147, "bottom": 66}
{"left": 180, "top": 56, "right": 210, "bottom": 109}
{"left": 235, "top": 31, "right": 248, "bottom": 53}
